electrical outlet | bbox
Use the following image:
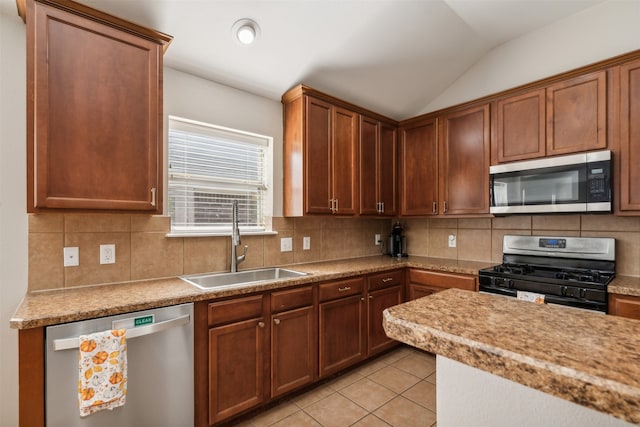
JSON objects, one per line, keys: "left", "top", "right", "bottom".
{"left": 448, "top": 234, "right": 457, "bottom": 248}
{"left": 375, "top": 234, "right": 381, "bottom": 245}
{"left": 100, "top": 244, "right": 116, "bottom": 264}
{"left": 280, "top": 237, "right": 293, "bottom": 252}
{"left": 63, "top": 247, "right": 79, "bottom": 267}
{"left": 303, "top": 236, "right": 311, "bottom": 250}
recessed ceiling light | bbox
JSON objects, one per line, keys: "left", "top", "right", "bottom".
{"left": 232, "top": 19, "right": 260, "bottom": 45}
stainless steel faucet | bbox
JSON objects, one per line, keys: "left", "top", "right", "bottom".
{"left": 231, "top": 200, "right": 248, "bottom": 272}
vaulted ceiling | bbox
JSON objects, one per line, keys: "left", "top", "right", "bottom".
{"left": 3, "top": 0, "right": 604, "bottom": 120}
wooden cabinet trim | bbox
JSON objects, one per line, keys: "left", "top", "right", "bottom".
{"left": 18, "top": 327, "right": 45, "bottom": 427}
{"left": 618, "top": 59, "right": 640, "bottom": 212}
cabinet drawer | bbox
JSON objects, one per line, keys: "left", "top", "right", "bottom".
{"left": 208, "top": 295, "right": 264, "bottom": 327}
{"left": 368, "top": 269, "right": 403, "bottom": 291}
{"left": 319, "top": 277, "right": 364, "bottom": 302}
{"left": 271, "top": 286, "right": 314, "bottom": 313}
{"left": 408, "top": 269, "right": 476, "bottom": 292}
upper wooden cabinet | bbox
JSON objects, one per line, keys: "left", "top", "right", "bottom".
{"left": 494, "top": 89, "right": 546, "bottom": 163}
{"left": 25, "top": 0, "right": 172, "bottom": 212}
{"left": 493, "top": 70, "right": 607, "bottom": 164}
{"left": 615, "top": 59, "right": 640, "bottom": 214}
{"left": 399, "top": 119, "right": 438, "bottom": 216}
{"left": 359, "top": 116, "right": 397, "bottom": 216}
{"left": 400, "top": 104, "right": 490, "bottom": 217}
{"left": 546, "top": 70, "right": 607, "bottom": 156}
{"left": 283, "top": 89, "right": 359, "bottom": 216}
{"left": 438, "top": 103, "right": 491, "bottom": 215}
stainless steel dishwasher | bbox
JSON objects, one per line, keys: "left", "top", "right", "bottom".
{"left": 45, "top": 303, "right": 194, "bottom": 427}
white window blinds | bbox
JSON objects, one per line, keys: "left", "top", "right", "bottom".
{"left": 168, "top": 116, "right": 271, "bottom": 233}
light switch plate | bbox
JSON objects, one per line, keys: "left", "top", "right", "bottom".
{"left": 63, "top": 247, "right": 79, "bottom": 267}
{"left": 303, "top": 236, "right": 311, "bottom": 250}
{"left": 280, "top": 237, "right": 293, "bottom": 252}
{"left": 375, "top": 234, "right": 381, "bottom": 245}
{"left": 448, "top": 235, "right": 457, "bottom": 248}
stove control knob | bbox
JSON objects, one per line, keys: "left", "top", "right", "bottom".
{"left": 561, "top": 286, "right": 568, "bottom": 296}
{"left": 507, "top": 279, "right": 514, "bottom": 289}
{"left": 579, "top": 288, "right": 587, "bottom": 298}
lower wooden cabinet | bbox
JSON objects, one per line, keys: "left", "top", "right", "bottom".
{"left": 407, "top": 269, "right": 477, "bottom": 300}
{"left": 608, "top": 293, "right": 640, "bottom": 320}
{"left": 270, "top": 287, "right": 316, "bottom": 398}
{"left": 207, "top": 295, "right": 266, "bottom": 425}
{"left": 367, "top": 270, "right": 403, "bottom": 355}
{"left": 318, "top": 277, "right": 366, "bottom": 377}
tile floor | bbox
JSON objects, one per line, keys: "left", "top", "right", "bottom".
{"left": 237, "top": 345, "right": 437, "bottom": 427}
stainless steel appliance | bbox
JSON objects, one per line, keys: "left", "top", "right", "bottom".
{"left": 490, "top": 150, "right": 611, "bottom": 214}
{"left": 45, "top": 303, "right": 194, "bottom": 426}
{"left": 479, "top": 236, "right": 615, "bottom": 313}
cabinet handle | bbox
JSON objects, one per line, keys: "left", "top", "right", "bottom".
{"left": 338, "top": 286, "right": 351, "bottom": 292}
{"left": 335, "top": 199, "right": 339, "bottom": 213}
{"left": 382, "top": 277, "right": 393, "bottom": 283}
{"left": 273, "top": 318, "right": 280, "bottom": 325}
{"left": 432, "top": 201, "right": 437, "bottom": 214}
{"left": 443, "top": 201, "right": 447, "bottom": 213}
{"left": 381, "top": 202, "right": 384, "bottom": 213}
{"left": 369, "top": 295, "right": 373, "bottom": 299}
{"left": 329, "top": 199, "right": 333, "bottom": 212}
{"left": 258, "top": 321, "right": 265, "bottom": 328}
{"left": 150, "top": 187, "right": 157, "bottom": 207}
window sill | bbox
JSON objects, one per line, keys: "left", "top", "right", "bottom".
{"left": 166, "top": 230, "right": 278, "bottom": 238}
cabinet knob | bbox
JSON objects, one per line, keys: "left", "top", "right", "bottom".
{"left": 258, "top": 321, "right": 265, "bottom": 328}
{"left": 369, "top": 295, "right": 373, "bottom": 299}
{"left": 273, "top": 318, "right": 280, "bottom": 325}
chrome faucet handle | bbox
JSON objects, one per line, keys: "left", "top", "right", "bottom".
{"left": 238, "top": 245, "right": 248, "bottom": 264}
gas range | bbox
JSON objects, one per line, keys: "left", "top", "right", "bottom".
{"left": 479, "top": 235, "right": 615, "bottom": 313}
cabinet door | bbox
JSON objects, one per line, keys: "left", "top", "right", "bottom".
{"left": 319, "top": 295, "right": 365, "bottom": 377}
{"left": 546, "top": 71, "right": 607, "bottom": 156}
{"left": 400, "top": 119, "right": 438, "bottom": 216}
{"left": 359, "top": 116, "right": 380, "bottom": 215}
{"left": 29, "top": 2, "right": 162, "bottom": 212}
{"left": 495, "top": 89, "right": 546, "bottom": 163}
{"left": 368, "top": 285, "right": 402, "bottom": 355}
{"left": 439, "top": 104, "right": 490, "bottom": 215}
{"left": 408, "top": 283, "right": 441, "bottom": 300}
{"left": 618, "top": 60, "right": 640, "bottom": 212}
{"left": 271, "top": 306, "right": 316, "bottom": 398}
{"left": 332, "top": 106, "right": 358, "bottom": 214}
{"left": 609, "top": 294, "right": 640, "bottom": 320}
{"left": 305, "top": 96, "right": 333, "bottom": 214}
{"left": 379, "top": 122, "right": 398, "bottom": 216}
{"left": 209, "top": 318, "right": 265, "bottom": 424}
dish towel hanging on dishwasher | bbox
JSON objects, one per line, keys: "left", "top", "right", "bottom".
{"left": 78, "top": 329, "right": 128, "bottom": 416}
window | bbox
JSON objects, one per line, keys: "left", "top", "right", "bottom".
{"left": 168, "top": 116, "right": 272, "bottom": 234}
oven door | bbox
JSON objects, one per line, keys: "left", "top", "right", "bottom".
{"left": 479, "top": 276, "right": 607, "bottom": 313}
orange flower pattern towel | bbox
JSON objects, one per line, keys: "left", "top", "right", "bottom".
{"left": 78, "top": 329, "right": 127, "bottom": 417}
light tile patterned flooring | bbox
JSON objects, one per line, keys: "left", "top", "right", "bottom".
{"left": 238, "top": 346, "right": 437, "bottom": 427}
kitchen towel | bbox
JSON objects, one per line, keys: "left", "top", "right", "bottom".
{"left": 78, "top": 329, "right": 127, "bottom": 417}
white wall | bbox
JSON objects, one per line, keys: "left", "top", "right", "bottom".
{"left": 422, "top": 0, "right": 640, "bottom": 113}
{"left": 163, "top": 67, "right": 284, "bottom": 217}
{"left": 0, "top": 4, "right": 28, "bottom": 426}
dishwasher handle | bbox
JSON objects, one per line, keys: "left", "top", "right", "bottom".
{"left": 52, "top": 313, "right": 191, "bottom": 351}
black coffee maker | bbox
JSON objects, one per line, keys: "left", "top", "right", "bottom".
{"left": 389, "top": 221, "right": 407, "bottom": 257}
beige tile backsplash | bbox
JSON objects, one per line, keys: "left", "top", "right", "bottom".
{"left": 27, "top": 213, "right": 640, "bottom": 291}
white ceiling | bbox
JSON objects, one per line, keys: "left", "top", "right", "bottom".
{"left": 5, "top": 0, "right": 604, "bottom": 120}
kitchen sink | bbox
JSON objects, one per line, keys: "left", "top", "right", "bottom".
{"left": 180, "top": 268, "right": 308, "bottom": 290}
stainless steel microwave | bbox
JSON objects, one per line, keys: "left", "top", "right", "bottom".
{"left": 490, "top": 150, "right": 611, "bottom": 214}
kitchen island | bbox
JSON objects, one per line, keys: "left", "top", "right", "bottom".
{"left": 383, "top": 289, "right": 640, "bottom": 426}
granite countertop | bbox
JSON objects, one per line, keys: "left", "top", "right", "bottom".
{"left": 10, "top": 256, "right": 491, "bottom": 329}
{"left": 383, "top": 288, "right": 640, "bottom": 425}
{"left": 609, "top": 275, "right": 640, "bottom": 297}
